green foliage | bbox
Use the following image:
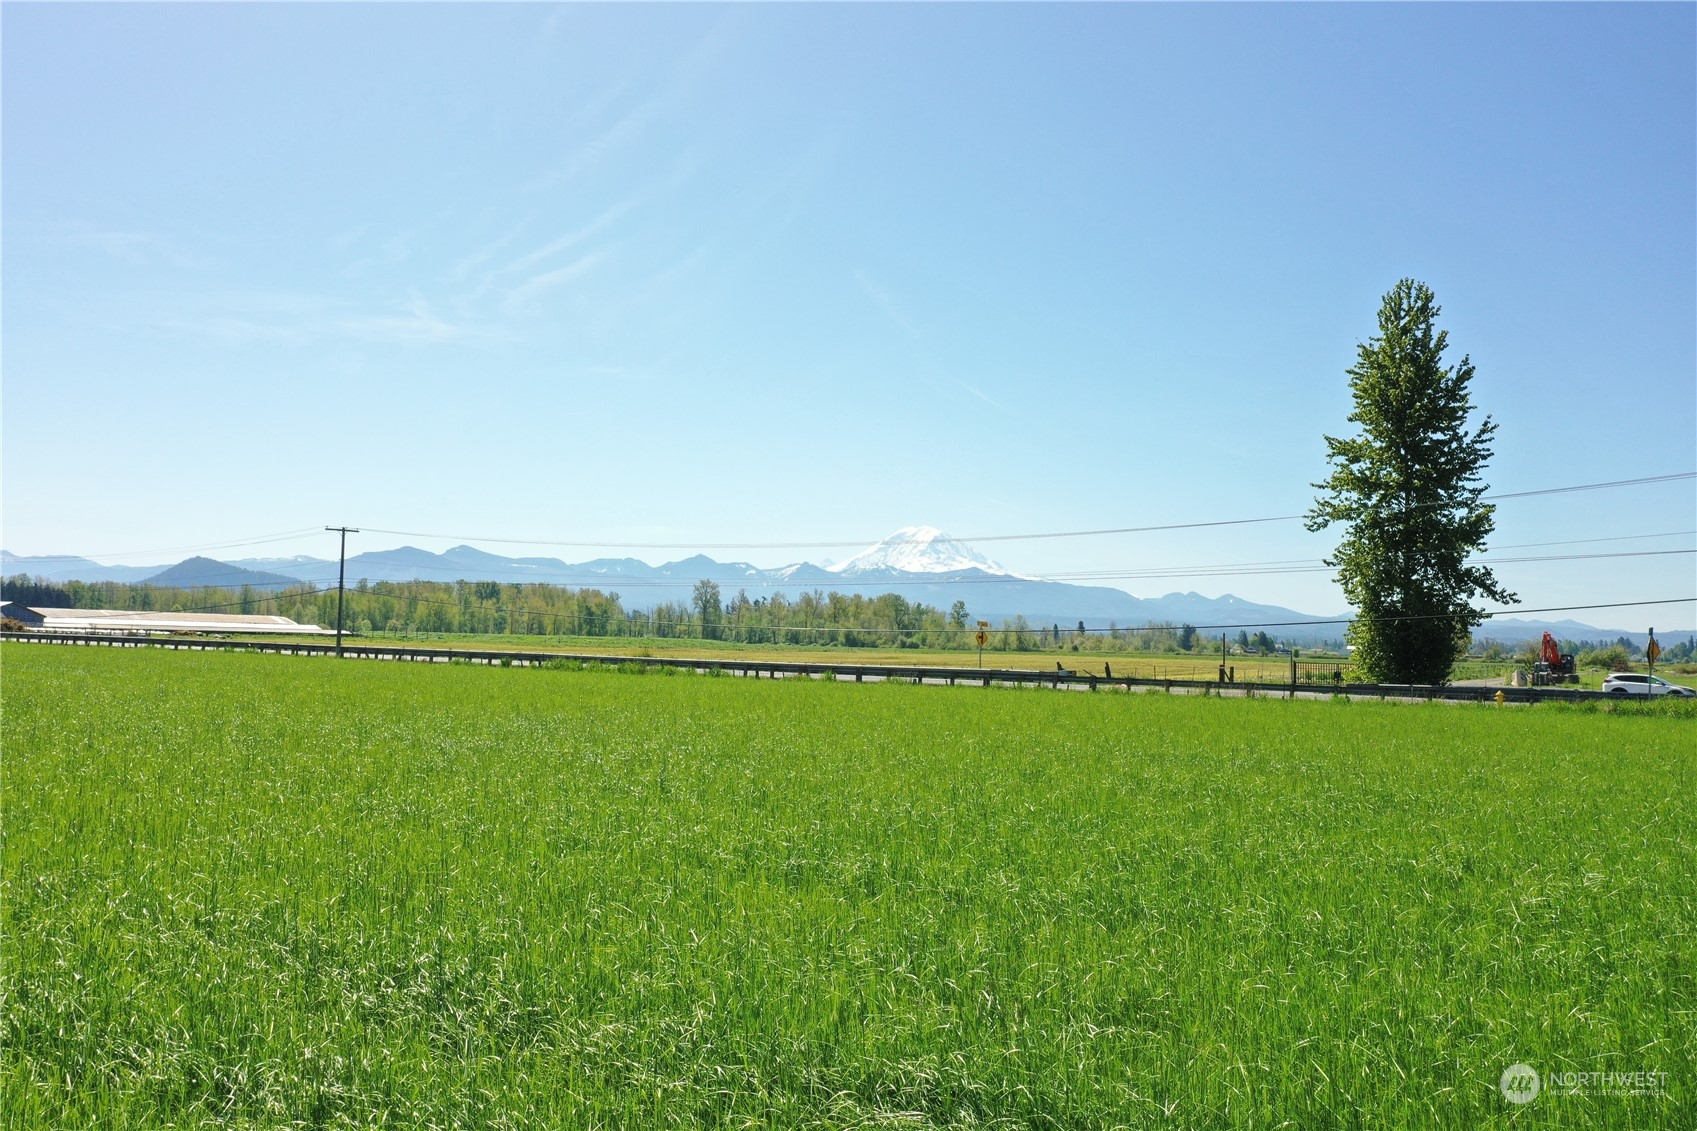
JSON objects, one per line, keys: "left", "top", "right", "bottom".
{"left": 4, "top": 644, "right": 1690, "bottom": 1127}
{"left": 692, "top": 578, "right": 723, "bottom": 640}
{"left": 995, "top": 614, "right": 1037, "bottom": 651}
{"left": 1308, "top": 280, "right": 1514, "bottom": 684}
{"left": 1, "top": 574, "right": 71, "bottom": 606}
{"left": 1577, "top": 644, "right": 1633, "bottom": 672}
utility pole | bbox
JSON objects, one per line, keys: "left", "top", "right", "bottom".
{"left": 326, "top": 526, "right": 359, "bottom": 656}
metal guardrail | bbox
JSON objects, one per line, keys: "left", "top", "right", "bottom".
{"left": 1, "top": 630, "right": 1607, "bottom": 703}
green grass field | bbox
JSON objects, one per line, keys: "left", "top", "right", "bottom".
{"left": 4, "top": 644, "right": 1692, "bottom": 1128}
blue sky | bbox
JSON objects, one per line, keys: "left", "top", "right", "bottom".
{"left": 4, "top": 3, "right": 1693, "bottom": 626}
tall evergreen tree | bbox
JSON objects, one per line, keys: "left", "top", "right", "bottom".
{"left": 1307, "top": 279, "right": 1515, "bottom": 684}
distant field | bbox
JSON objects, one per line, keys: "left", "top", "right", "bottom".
{"left": 5, "top": 644, "right": 1691, "bottom": 1128}
{"left": 253, "top": 630, "right": 1346, "bottom": 683}
{"left": 273, "top": 631, "right": 1697, "bottom": 688}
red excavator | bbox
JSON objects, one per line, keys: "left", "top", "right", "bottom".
{"left": 1534, "top": 632, "right": 1578, "bottom": 685}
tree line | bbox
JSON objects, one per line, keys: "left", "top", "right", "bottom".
{"left": 2, "top": 573, "right": 1318, "bottom": 655}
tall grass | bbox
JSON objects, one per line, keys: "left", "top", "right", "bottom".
{"left": 4, "top": 644, "right": 1690, "bottom": 1128}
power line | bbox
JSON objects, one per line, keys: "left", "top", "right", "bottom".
{"left": 1138, "top": 597, "right": 1694, "bottom": 634}
{"left": 1040, "top": 547, "right": 1695, "bottom": 584}
{"left": 7, "top": 474, "right": 1690, "bottom": 573}
{"left": 351, "top": 472, "right": 1696, "bottom": 552}
{"left": 1483, "top": 473, "right": 1696, "bottom": 501}
{"left": 1485, "top": 529, "right": 1695, "bottom": 551}
{"left": 235, "top": 543, "right": 1683, "bottom": 584}
{"left": 2, "top": 529, "right": 326, "bottom": 565}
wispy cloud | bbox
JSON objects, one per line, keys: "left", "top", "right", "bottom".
{"left": 381, "top": 228, "right": 418, "bottom": 264}
{"left": 444, "top": 219, "right": 532, "bottom": 285}
{"left": 339, "top": 299, "right": 484, "bottom": 345}
{"left": 522, "top": 97, "right": 662, "bottom": 195}
{"left": 953, "top": 379, "right": 1004, "bottom": 411}
{"left": 854, "top": 270, "right": 921, "bottom": 339}
{"left": 436, "top": 202, "right": 628, "bottom": 314}
{"left": 149, "top": 291, "right": 487, "bottom": 348}
{"left": 63, "top": 223, "right": 205, "bottom": 269}
{"left": 328, "top": 224, "right": 370, "bottom": 254}
{"left": 500, "top": 202, "right": 631, "bottom": 280}
{"left": 617, "top": 139, "right": 831, "bottom": 321}
{"left": 521, "top": 20, "right": 729, "bottom": 195}
{"left": 575, "top": 346, "right": 683, "bottom": 384}
{"left": 503, "top": 250, "right": 608, "bottom": 313}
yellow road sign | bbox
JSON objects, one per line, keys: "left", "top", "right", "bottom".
{"left": 975, "top": 630, "right": 989, "bottom": 648}
{"left": 1647, "top": 637, "right": 1661, "bottom": 663}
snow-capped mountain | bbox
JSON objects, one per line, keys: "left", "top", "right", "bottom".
{"left": 826, "top": 525, "right": 1025, "bottom": 577}
{"left": 30, "top": 527, "right": 1666, "bottom": 643}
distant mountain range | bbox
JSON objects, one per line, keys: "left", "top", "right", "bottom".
{"left": 143, "top": 556, "right": 300, "bottom": 590}
{"left": 5, "top": 528, "right": 1687, "bottom": 646}
{"left": 1473, "top": 619, "right": 1691, "bottom": 650}
{"left": 2, "top": 552, "right": 163, "bottom": 585}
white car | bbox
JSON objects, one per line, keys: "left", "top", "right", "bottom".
{"left": 1600, "top": 673, "right": 1695, "bottom": 697}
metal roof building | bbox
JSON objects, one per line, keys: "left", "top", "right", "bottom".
{"left": 0, "top": 602, "right": 337, "bottom": 636}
